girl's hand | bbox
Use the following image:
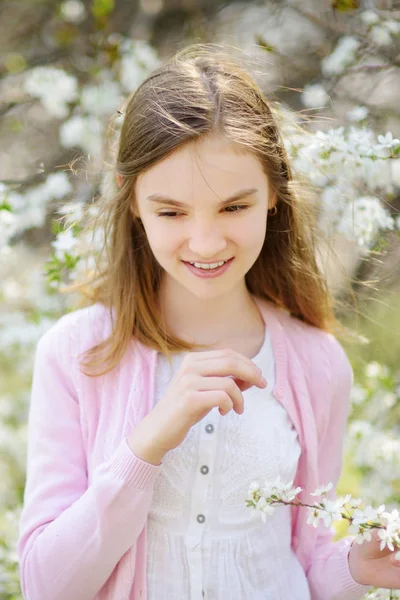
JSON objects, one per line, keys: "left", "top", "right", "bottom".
{"left": 348, "top": 528, "right": 400, "bottom": 589}
{"left": 128, "top": 348, "right": 267, "bottom": 464}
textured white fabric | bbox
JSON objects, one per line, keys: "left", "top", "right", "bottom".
{"left": 146, "top": 327, "right": 310, "bottom": 599}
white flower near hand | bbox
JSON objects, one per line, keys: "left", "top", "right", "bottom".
{"left": 319, "top": 499, "right": 343, "bottom": 527}
{"left": 351, "top": 505, "right": 386, "bottom": 529}
{"left": 310, "top": 483, "right": 333, "bottom": 496}
{"left": 255, "top": 496, "right": 275, "bottom": 523}
{"left": 378, "top": 527, "right": 396, "bottom": 552}
{"left": 307, "top": 507, "right": 323, "bottom": 528}
{"left": 349, "top": 525, "right": 373, "bottom": 545}
{"left": 261, "top": 476, "right": 302, "bottom": 502}
{"left": 381, "top": 509, "right": 400, "bottom": 541}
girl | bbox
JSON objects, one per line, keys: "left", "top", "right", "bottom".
{"left": 17, "top": 44, "right": 399, "bottom": 600}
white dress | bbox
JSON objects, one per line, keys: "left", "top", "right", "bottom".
{"left": 146, "top": 326, "right": 310, "bottom": 599}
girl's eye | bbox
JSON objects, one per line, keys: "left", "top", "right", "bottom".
{"left": 157, "top": 205, "right": 249, "bottom": 218}
{"left": 223, "top": 205, "right": 249, "bottom": 213}
{"left": 157, "top": 211, "right": 182, "bottom": 218}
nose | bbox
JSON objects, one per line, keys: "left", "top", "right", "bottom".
{"left": 187, "top": 221, "right": 227, "bottom": 258}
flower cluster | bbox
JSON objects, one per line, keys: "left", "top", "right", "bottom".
{"left": 246, "top": 478, "right": 400, "bottom": 561}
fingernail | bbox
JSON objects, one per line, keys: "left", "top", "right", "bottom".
{"left": 261, "top": 377, "right": 268, "bottom": 387}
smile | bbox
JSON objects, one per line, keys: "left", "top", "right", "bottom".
{"left": 182, "top": 258, "right": 234, "bottom": 278}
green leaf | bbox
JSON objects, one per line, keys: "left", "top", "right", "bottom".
{"left": 51, "top": 220, "right": 64, "bottom": 235}
{"left": 90, "top": 0, "right": 115, "bottom": 19}
{"left": 255, "top": 35, "right": 277, "bottom": 53}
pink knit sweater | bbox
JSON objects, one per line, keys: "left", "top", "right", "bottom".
{"left": 17, "top": 296, "right": 371, "bottom": 600}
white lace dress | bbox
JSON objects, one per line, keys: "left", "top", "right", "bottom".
{"left": 146, "top": 326, "right": 310, "bottom": 600}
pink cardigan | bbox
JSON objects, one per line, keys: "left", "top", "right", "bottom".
{"left": 17, "top": 296, "right": 371, "bottom": 600}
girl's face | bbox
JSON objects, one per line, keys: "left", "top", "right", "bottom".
{"left": 133, "top": 133, "right": 275, "bottom": 301}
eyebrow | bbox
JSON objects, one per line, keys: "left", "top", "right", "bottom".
{"left": 146, "top": 187, "right": 258, "bottom": 208}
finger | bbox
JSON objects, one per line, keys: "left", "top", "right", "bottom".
{"left": 194, "top": 390, "right": 234, "bottom": 416}
{"left": 234, "top": 378, "right": 265, "bottom": 392}
{"left": 188, "top": 349, "right": 265, "bottom": 378}
{"left": 194, "top": 376, "right": 244, "bottom": 414}
{"left": 189, "top": 355, "right": 267, "bottom": 390}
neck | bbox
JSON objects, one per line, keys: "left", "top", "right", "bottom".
{"left": 159, "top": 277, "right": 264, "bottom": 345}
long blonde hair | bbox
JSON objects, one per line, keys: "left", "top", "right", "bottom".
{"left": 67, "top": 43, "right": 337, "bottom": 377}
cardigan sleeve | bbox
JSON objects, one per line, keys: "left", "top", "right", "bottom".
{"left": 17, "top": 324, "right": 162, "bottom": 600}
{"left": 306, "top": 335, "right": 372, "bottom": 600}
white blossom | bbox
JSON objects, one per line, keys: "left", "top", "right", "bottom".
{"left": 8, "top": 173, "right": 72, "bottom": 235}
{"left": 301, "top": 84, "right": 329, "bottom": 109}
{"left": 351, "top": 505, "right": 386, "bottom": 529}
{"left": 365, "top": 361, "right": 389, "bottom": 379}
{"left": 24, "top": 66, "right": 78, "bottom": 118}
{"left": 57, "top": 201, "right": 85, "bottom": 224}
{"left": 44, "top": 172, "right": 73, "bottom": 200}
{"left": 119, "top": 40, "right": 160, "bottom": 92}
{"left": 337, "top": 196, "right": 394, "bottom": 248}
{"left": 360, "top": 11, "right": 380, "bottom": 26}
{"left": 59, "top": 115, "right": 104, "bottom": 156}
{"left": 346, "top": 106, "right": 369, "bottom": 122}
{"left": 378, "top": 527, "right": 396, "bottom": 552}
{"left": 321, "top": 36, "right": 361, "bottom": 77}
{"left": 351, "top": 383, "right": 368, "bottom": 406}
{"left": 370, "top": 25, "right": 392, "bottom": 46}
{"left": 60, "top": 0, "right": 86, "bottom": 23}
{"left": 307, "top": 507, "right": 324, "bottom": 528}
{"left": 0, "top": 210, "right": 17, "bottom": 250}
{"left": 254, "top": 496, "right": 275, "bottom": 522}
{"left": 80, "top": 78, "right": 123, "bottom": 116}
{"left": 310, "top": 483, "right": 333, "bottom": 496}
{"left": 383, "top": 20, "right": 400, "bottom": 35}
{"left": 261, "top": 476, "right": 302, "bottom": 502}
{"left": 318, "top": 499, "right": 343, "bottom": 527}
{"left": 51, "top": 229, "right": 79, "bottom": 260}
{"left": 377, "top": 132, "right": 400, "bottom": 153}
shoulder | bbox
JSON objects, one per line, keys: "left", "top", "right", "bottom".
{"left": 36, "top": 302, "right": 114, "bottom": 357}
{"left": 273, "top": 305, "right": 351, "bottom": 378}
{"left": 277, "top": 308, "right": 353, "bottom": 433}
{"left": 263, "top": 299, "right": 353, "bottom": 399}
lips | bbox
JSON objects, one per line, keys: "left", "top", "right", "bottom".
{"left": 182, "top": 257, "right": 234, "bottom": 279}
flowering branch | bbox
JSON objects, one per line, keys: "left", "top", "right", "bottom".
{"left": 246, "top": 477, "right": 400, "bottom": 559}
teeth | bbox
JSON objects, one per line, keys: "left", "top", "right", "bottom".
{"left": 190, "top": 260, "right": 226, "bottom": 270}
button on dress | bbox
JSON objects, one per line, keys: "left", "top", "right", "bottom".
{"left": 146, "top": 327, "right": 310, "bottom": 599}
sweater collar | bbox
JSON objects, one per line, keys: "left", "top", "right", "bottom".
{"left": 134, "top": 295, "right": 295, "bottom": 426}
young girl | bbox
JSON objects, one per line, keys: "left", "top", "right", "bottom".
{"left": 17, "top": 44, "right": 399, "bottom": 600}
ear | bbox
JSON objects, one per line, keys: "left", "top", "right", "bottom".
{"left": 116, "top": 173, "right": 122, "bottom": 188}
{"left": 268, "top": 191, "right": 277, "bottom": 211}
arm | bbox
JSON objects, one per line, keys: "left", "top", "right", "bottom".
{"left": 17, "top": 325, "right": 162, "bottom": 600}
{"left": 306, "top": 336, "right": 371, "bottom": 600}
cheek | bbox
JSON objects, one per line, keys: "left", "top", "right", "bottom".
{"left": 234, "top": 213, "right": 267, "bottom": 250}
{"left": 142, "top": 219, "right": 182, "bottom": 257}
